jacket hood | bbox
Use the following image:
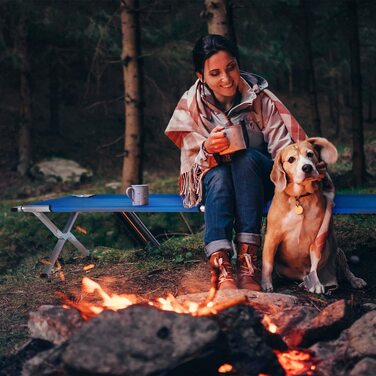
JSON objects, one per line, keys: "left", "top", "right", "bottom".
{"left": 240, "top": 71, "right": 268, "bottom": 93}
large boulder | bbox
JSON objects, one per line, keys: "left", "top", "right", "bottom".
{"left": 23, "top": 303, "right": 284, "bottom": 376}
{"left": 310, "top": 310, "right": 376, "bottom": 376}
{"left": 62, "top": 304, "right": 221, "bottom": 375}
{"left": 30, "top": 158, "right": 93, "bottom": 184}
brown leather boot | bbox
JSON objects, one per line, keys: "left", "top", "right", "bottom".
{"left": 208, "top": 250, "right": 237, "bottom": 290}
{"left": 237, "top": 243, "right": 261, "bottom": 291}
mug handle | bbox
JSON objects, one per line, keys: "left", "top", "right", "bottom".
{"left": 126, "top": 187, "right": 134, "bottom": 201}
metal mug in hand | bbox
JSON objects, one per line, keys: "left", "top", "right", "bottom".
{"left": 219, "top": 124, "right": 247, "bottom": 155}
{"left": 126, "top": 184, "right": 149, "bottom": 206}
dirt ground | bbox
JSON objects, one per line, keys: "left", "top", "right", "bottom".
{"left": 0, "top": 242, "right": 374, "bottom": 365}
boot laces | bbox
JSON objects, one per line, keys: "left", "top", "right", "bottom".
{"left": 214, "top": 256, "right": 234, "bottom": 285}
{"left": 240, "top": 253, "right": 256, "bottom": 277}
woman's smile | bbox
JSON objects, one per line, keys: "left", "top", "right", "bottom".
{"left": 196, "top": 50, "right": 241, "bottom": 111}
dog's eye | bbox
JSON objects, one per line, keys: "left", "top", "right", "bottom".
{"left": 288, "top": 156, "right": 295, "bottom": 163}
{"left": 307, "top": 152, "right": 314, "bottom": 159}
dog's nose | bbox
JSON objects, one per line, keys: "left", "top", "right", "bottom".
{"left": 302, "top": 164, "right": 313, "bottom": 173}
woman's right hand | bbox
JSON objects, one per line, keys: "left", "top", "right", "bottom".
{"left": 203, "top": 126, "right": 229, "bottom": 154}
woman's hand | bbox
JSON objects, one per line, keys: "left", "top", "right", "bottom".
{"left": 204, "top": 126, "right": 229, "bottom": 154}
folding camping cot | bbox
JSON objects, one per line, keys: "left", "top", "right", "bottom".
{"left": 12, "top": 193, "right": 376, "bottom": 277}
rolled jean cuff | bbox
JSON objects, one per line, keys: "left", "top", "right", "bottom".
{"left": 235, "top": 232, "right": 261, "bottom": 246}
{"left": 205, "top": 239, "right": 233, "bottom": 258}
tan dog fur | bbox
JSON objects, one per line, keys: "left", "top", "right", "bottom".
{"left": 261, "top": 137, "right": 367, "bottom": 293}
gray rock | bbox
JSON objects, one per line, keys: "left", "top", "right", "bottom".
{"left": 61, "top": 304, "right": 221, "bottom": 375}
{"left": 105, "top": 181, "right": 121, "bottom": 189}
{"left": 310, "top": 310, "right": 376, "bottom": 376}
{"left": 270, "top": 305, "right": 317, "bottom": 339}
{"left": 362, "top": 303, "right": 376, "bottom": 312}
{"left": 22, "top": 345, "right": 66, "bottom": 376}
{"left": 31, "top": 158, "right": 93, "bottom": 183}
{"left": 178, "top": 290, "right": 309, "bottom": 342}
{"left": 347, "top": 310, "right": 376, "bottom": 358}
{"left": 28, "top": 305, "right": 83, "bottom": 345}
{"left": 177, "top": 289, "right": 298, "bottom": 311}
{"left": 216, "top": 304, "right": 285, "bottom": 376}
{"left": 286, "top": 299, "right": 352, "bottom": 347}
{"left": 349, "top": 357, "right": 376, "bottom": 376}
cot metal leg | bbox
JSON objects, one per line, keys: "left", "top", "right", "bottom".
{"left": 33, "top": 212, "right": 90, "bottom": 277}
{"left": 118, "top": 212, "right": 160, "bottom": 247}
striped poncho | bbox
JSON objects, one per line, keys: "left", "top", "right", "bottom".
{"left": 165, "top": 72, "right": 309, "bottom": 208}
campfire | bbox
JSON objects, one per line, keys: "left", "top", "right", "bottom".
{"left": 52, "top": 275, "right": 317, "bottom": 376}
{"left": 57, "top": 276, "right": 249, "bottom": 319}
{"left": 15, "top": 266, "right": 373, "bottom": 376}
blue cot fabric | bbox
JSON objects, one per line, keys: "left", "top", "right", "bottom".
{"left": 27, "top": 194, "right": 199, "bottom": 213}
{"left": 19, "top": 193, "right": 376, "bottom": 214}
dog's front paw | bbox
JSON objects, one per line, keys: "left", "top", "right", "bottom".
{"left": 309, "top": 283, "right": 325, "bottom": 294}
{"left": 350, "top": 276, "right": 367, "bottom": 289}
{"left": 261, "top": 280, "right": 274, "bottom": 292}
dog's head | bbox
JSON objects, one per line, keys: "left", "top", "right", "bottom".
{"left": 271, "top": 137, "right": 338, "bottom": 192}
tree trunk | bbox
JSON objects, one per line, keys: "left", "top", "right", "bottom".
{"left": 49, "top": 48, "right": 60, "bottom": 134}
{"left": 202, "top": 0, "right": 236, "bottom": 45}
{"left": 287, "top": 62, "right": 293, "bottom": 94}
{"left": 333, "top": 77, "right": 341, "bottom": 138}
{"left": 347, "top": 0, "right": 366, "bottom": 185}
{"left": 367, "top": 85, "right": 373, "bottom": 123}
{"left": 366, "top": 66, "right": 373, "bottom": 123}
{"left": 301, "top": 0, "right": 321, "bottom": 136}
{"left": 120, "top": 0, "right": 143, "bottom": 191}
{"left": 328, "top": 51, "right": 341, "bottom": 137}
{"left": 16, "top": 15, "right": 32, "bottom": 176}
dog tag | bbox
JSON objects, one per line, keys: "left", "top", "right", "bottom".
{"left": 295, "top": 204, "right": 304, "bottom": 215}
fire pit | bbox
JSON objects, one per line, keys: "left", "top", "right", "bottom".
{"left": 6, "top": 277, "right": 376, "bottom": 376}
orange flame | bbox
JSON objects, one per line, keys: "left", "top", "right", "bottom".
{"left": 57, "top": 277, "right": 248, "bottom": 320}
{"left": 262, "top": 314, "right": 278, "bottom": 333}
{"left": 274, "top": 350, "right": 316, "bottom": 376}
{"left": 218, "top": 363, "right": 233, "bottom": 373}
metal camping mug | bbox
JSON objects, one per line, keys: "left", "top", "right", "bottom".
{"left": 219, "top": 124, "right": 247, "bottom": 155}
{"left": 126, "top": 184, "right": 149, "bottom": 206}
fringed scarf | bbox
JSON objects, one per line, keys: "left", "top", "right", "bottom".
{"left": 165, "top": 76, "right": 310, "bottom": 208}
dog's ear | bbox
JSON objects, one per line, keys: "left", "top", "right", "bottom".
{"left": 305, "top": 137, "right": 338, "bottom": 164}
{"left": 271, "top": 151, "right": 287, "bottom": 192}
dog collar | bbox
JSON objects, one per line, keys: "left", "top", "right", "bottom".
{"left": 294, "top": 192, "right": 312, "bottom": 215}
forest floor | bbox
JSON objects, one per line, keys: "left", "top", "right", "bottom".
{"left": 0, "top": 228, "right": 375, "bottom": 369}
{"left": 0, "top": 141, "right": 376, "bottom": 369}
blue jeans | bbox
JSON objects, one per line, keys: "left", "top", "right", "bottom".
{"left": 203, "top": 148, "right": 274, "bottom": 258}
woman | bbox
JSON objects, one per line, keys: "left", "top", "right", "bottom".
{"left": 165, "top": 34, "right": 308, "bottom": 291}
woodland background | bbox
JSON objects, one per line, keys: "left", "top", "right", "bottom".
{"left": 0, "top": 0, "right": 376, "bottom": 362}
{"left": 0, "top": 0, "right": 375, "bottom": 195}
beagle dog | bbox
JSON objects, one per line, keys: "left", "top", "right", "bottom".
{"left": 261, "top": 137, "right": 367, "bottom": 294}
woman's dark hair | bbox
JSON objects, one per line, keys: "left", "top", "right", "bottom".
{"left": 192, "top": 34, "right": 239, "bottom": 74}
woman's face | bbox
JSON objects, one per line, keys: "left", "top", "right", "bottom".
{"left": 196, "top": 50, "right": 241, "bottom": 105}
